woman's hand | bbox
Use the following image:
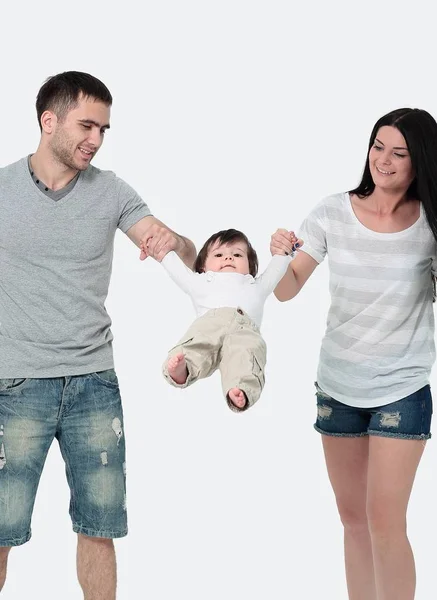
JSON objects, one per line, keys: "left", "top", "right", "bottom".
{"left": 270, "top": 229, "right": 303, "bottom": 256}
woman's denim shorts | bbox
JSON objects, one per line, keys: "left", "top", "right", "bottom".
{"left": 314, "top": 382, "right": 432, "bottom": 440}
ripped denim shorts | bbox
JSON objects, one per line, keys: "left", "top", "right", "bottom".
{"left": 0, "top": 370, "right": 127, "bottom": 546}
{"left": 314, "top": 382, "right": 432, "bottom": 441}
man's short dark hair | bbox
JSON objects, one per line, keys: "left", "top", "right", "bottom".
{"left": 36, "top": 71, "right": 112, "bottom": 130}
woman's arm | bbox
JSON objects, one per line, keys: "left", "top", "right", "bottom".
{"left": 273, "top": 251, "right": 318, "bottom": 301}
{"left": 269, "top": 228, "right": 319, "bottom": 301}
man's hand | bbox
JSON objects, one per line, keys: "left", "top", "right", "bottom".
{"left": 139, "top": 223, "right": 182, "bottom": 262}
{"left": 270, "top": 229, "right": 303, "bottom": 256}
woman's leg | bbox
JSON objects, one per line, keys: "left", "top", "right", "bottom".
{"left": 322, "top": 435, "right": 377, "bottom": 600}
{"left": 367, "top": 436, "right": 425, "bottom": 600}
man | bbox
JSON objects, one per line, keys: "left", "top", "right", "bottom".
{"left": 0, "top": 71, "right": 196, "bottom": 599}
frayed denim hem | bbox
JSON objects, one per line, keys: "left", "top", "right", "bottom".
{"left": 367, "top": 429, "right": 432, "bottom": 441}
{"left": 313, "top": 424, "right": 368, "bottom": 438}
{"left": 73, "top": 524, "right": 128, "bottom": 539}
{"left": 0, "top": 531, "right": 31, "bottom": 547}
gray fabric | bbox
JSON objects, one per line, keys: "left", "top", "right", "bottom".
{"left": 299, "top": 192, "right": 437, "bottom": 408}
{"left": 0, "top": 157, "right": 152, "bottom": 377}
{"left": 27, "top": 155, "right": 79, "bottom": 201}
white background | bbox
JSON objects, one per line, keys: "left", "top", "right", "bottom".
{"left": 1, "top": 1, "right": 437, "bottom": 598}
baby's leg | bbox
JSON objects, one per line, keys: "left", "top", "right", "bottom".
{"left": 220, "top": 323, "right": 267, "bottom": 412}
{"left": 162, "top": 313, "right": 223, "bottom": 388}
{"left": 167, "top": 353, "right": 189, "bottom": 384}
{"left": 227, "top": 388, "right": 248, "bottom": 410}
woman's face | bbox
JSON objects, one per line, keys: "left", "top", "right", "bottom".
{"left": 368, "top": 126, "right": 415, "bottom": 192}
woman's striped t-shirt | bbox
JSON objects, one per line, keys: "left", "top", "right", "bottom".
{"left": 299, "top": 192, "right": 437, "bottom": 408}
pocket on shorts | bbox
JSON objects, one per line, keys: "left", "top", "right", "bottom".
{"left": 314, "top": 381, "right": 333, "bottom": 401}
{"left": 90, "top": 369, "right": 119, "bottom": 388}
{"left": 0, "top": 378, "right": 30, "bottom": 393}
{"left": 167, "top": 336, "right": 194, "bottom": 356}
{"left": 252, "top": 353, "right": 266, "bottom": 388}
{"left": 168, "top": 337, "right": 194, "bottom": 354}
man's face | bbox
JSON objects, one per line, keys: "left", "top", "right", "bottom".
{"left": 49, "top": 94, "right": 111, "bottom": 171}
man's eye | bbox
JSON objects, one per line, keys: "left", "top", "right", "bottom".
{"left": 82, "top": 124, "right": 91, "bottom": 129}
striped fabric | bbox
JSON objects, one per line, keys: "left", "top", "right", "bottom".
{"left": 299, "top": 192, "right": 437, "bottom": 407}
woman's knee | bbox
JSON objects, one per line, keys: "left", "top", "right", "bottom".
{"left": 367, "top": 503, "right": 406, "bottom": 539}
{"left": 337, "top": 502, "right": 369, "bottom": 534}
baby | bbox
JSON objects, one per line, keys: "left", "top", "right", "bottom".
{"left": 153, "top": 229, "right": 300, "bottom": 411}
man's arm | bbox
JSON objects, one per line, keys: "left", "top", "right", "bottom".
{"left": 126, "top": 216, "right": 197, "bottom": 268}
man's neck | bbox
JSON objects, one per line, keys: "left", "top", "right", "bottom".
{"left": 30, "top": 148, "right": 79, "bottom": 191}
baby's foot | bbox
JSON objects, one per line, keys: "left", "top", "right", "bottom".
{"left": 228, "top": 388, "right": 248, "bottom": 410}
{"left": 167, "top": 353, "right": 189, "bottom": 384}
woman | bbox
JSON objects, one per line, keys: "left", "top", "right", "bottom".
{"left": 272, "top": 108, "right": 437, "bottom": 600}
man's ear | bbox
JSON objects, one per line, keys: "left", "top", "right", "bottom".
{"left": 40, "top": 110, "right": 57, "bottom": 134}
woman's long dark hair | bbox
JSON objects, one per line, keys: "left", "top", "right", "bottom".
{"left": 350, "top": 108, "right": 437, "bottom": 243}
{"left": 350, "top": 107, "right": 437, "bottom": 299}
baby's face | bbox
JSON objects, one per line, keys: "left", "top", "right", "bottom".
{"left": 204, "top": 241, "right": 250, "bottom": 275}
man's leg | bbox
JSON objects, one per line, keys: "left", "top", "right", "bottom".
{"left": 57, "top": 371, "right": 128, "bottom": 599}
{"left": 0, "top": 548, "right": 11, "bottom": 592}
{"left": 77, "top": 535, "right": 116, "bottom": 600}
{"left": 0, "top": 377, "right": 59, "bottom": 592}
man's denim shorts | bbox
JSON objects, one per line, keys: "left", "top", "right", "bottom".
{"left": 0, "top": 370, "right": 127, "bottom": 546}
{"left": 314, "top": 382, "right": 432, "bottom": 440}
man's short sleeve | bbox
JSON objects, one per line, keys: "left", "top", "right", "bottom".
{"left": 117, "top": 178, "right": 152, "bottom": 233}
{"left": 298, "top": 198, "right": 328, "bottom": 264}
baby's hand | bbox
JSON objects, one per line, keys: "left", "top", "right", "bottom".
{"left": 139, "top": 241, "right": 149, "bottom": 260}
{"left": 270, "top": 229, "right": 303, "bottom": 256}
{"left": 139, "top": 225, "right": 181, "bottom": 262}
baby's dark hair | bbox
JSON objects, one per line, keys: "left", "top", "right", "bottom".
{"left": 194, "top": 229, "right": 258, "bottom": 277}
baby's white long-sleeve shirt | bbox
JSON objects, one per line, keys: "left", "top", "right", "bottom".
{"left": 161, "top": 251, "right": 292, "bottom": 327}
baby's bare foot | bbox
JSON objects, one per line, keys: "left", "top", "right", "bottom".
{"left": 228, "top": 387, "right": 248, "bottom": 410}
{"left": 168, "top": 353, "right": 188, "bottom": 384}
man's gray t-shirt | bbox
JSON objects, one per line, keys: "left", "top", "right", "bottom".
{"left": 0, "top": 157, "right": 152, "bottom": 378}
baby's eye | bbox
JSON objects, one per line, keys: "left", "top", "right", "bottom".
{"left": 234, "top": 253, "right": 242, "bottom": 257}
{"left": 214, "top": 253, "right": 223, "bottom": 257}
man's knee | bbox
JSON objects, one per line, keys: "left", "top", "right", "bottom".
{"left": 0, "top": 547, "right": 11, "bottom": 561}
{"left": 78, "top": 533, "right": 114, "bottom": 548}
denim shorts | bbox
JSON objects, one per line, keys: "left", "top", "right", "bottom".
{"left": 314, "top": 382, "right": 432, "bottom": 440}
{"left": 0, "top": 370, "right": 127, "bottom": 546}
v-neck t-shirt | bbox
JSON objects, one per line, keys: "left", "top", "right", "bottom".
{"left": 0, "top": 156, "right": 152, "bottom": 377}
